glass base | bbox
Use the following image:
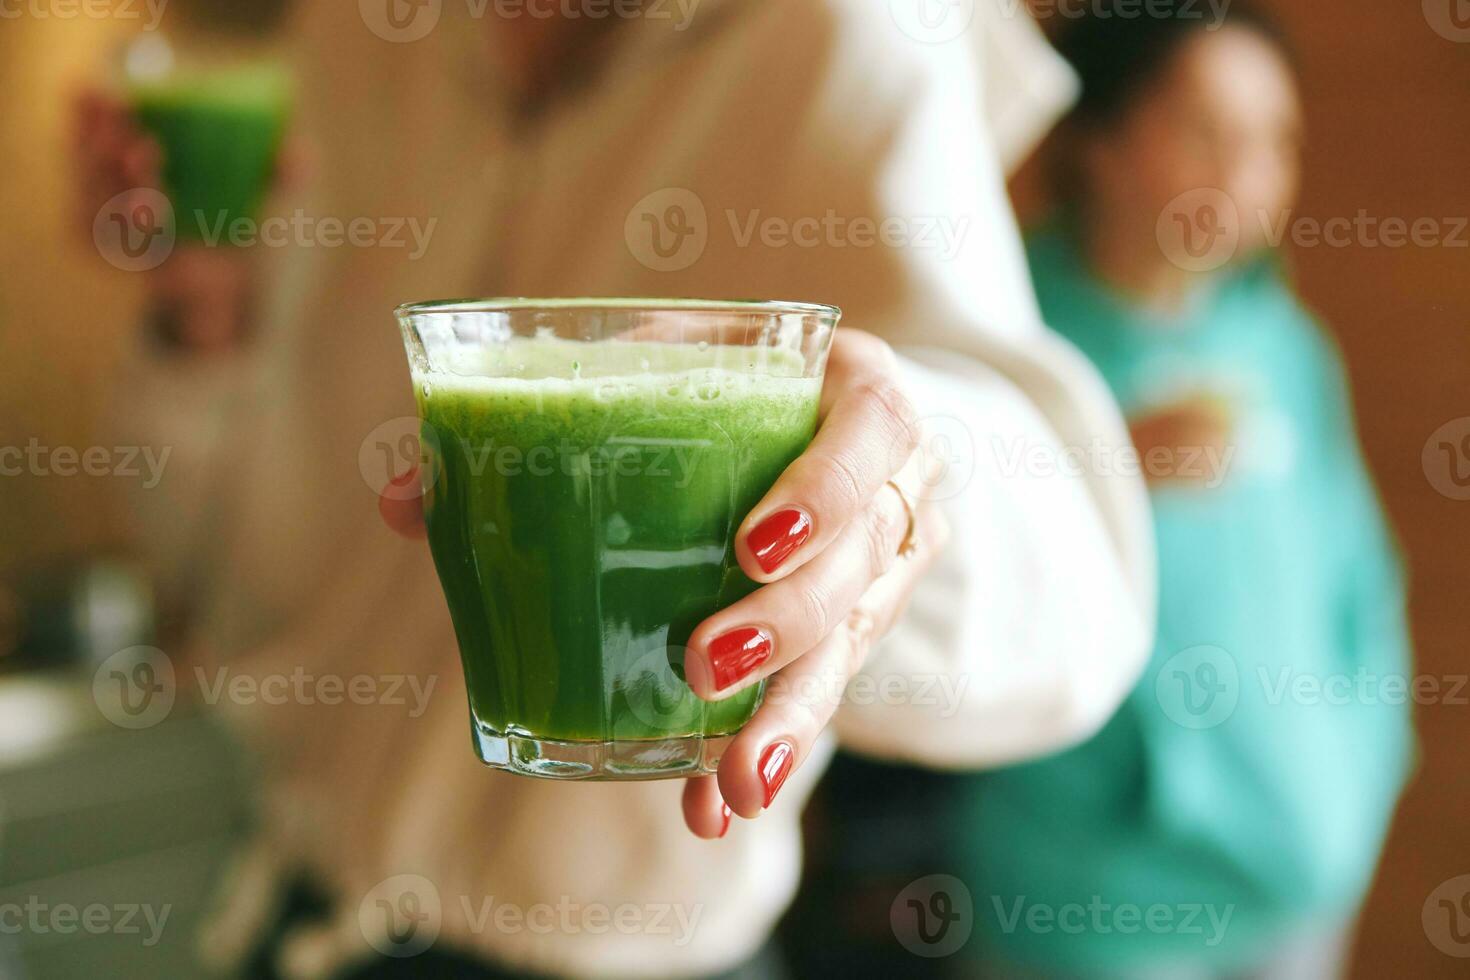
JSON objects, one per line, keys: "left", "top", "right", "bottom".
{"left": 473, "top": 724, "right": 735, "bottom": 780}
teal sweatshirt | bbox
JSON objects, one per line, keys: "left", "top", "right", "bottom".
{"left": 961, "top": 224, "right": 1416, "bottom": 975}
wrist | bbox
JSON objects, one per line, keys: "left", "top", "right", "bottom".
{"left": 144, "top": 246, "right": 257, "bottom": 353}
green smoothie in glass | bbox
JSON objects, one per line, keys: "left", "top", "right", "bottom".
{"left": 128, "top": 64, "right": 290, "bottom": 241}
{"left": 397, "top": 300, "right": 838, "bottom": 779}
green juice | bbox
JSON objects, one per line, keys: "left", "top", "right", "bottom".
{"left": 129, "top": 65, "right": 290, "bottom": 242}
{"left": 414, "top": 338, "right": 820, "bottom": 773}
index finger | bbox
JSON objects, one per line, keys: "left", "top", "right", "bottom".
{"left": 735, "top": 332, "right": 920, "bottom": 583}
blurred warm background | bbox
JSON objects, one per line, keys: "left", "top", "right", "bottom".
{"left": 2, "top": 1, "right": 1468, "bottom": 976}
{"left": 0, "top": 12, "right": 147, "bottom": 569}
{"left": 1242, "top": 8, "right": 1470, "bottom": 975}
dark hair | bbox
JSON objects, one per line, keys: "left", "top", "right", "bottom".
{"left": 1053, "top": 1, "right": 1295, "bottom": 133}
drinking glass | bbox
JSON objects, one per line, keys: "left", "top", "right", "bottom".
{"left": 396, "top": 298, "right": 839, "bottom": 779}
{"left": 122, "top": 32, "right": 292, "bottom": 242}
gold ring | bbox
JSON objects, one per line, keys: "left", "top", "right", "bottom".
{"left": 885, "top": 479, "right": 920, "bottom": 559}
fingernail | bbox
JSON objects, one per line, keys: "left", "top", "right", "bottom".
{"left": 747, "top": 509, "right": 811, "bottom": 573}
{"left": 707, "top": 627, "right": 772, "bottom": 691}
{"left": 719, "top": 803, "right": 732, "bottom": 838}
{"left": 758, "top": 741, "right": 795, "bottom": 809}
{"left": 388, "top": 467, "right": 419, "bottom": 487}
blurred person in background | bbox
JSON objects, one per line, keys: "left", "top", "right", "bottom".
{"left": 73, "top": 1, "right": 1153, "bottom": 977}
{"left": 959, "top": 5, "right": 1414, "bottom": 978}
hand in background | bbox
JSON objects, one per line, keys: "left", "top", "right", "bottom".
{"left": 71, "top": 86, "right": 300, "bottom": 352}
{"left": 1128, "top": 396, "right": 1236, "bottom": 487}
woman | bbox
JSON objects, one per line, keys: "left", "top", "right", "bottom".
{"left": 962, "top": 6, "right": 1413, "bottom": 978}
{"left": 76, "top": 1, "right": 1152, "bottom": 976}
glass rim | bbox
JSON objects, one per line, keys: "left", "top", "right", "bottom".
{"left": 394, "top": 296, "right": 841, "bottom": 320}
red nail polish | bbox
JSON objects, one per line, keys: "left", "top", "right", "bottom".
{"left": 719, "top": 803, "right": 732, "bottom": 838}
{"left": 747, "top": 509, "right": 811, "bottom": 573}
{"left": 758, "top": 741, "right": 794, "bottom": 809}
{"left": 707, "top": 627, "right": 772, "bottom": 691}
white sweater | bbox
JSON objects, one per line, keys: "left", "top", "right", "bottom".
{"left": 111, "top": 1, "right": 1154, "bottom": 976}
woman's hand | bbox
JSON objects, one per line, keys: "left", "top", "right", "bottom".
{"left": 1128, "top": 396, "right": 1235, "bottom": 488}
{"left": 379, "top": 330, "right": 949, "bottom": 837}
{"left": 73, "top": 87, "right": 161, "bottom": 237}
{"left": 677, "top": 330, "right": 948, "bottom": 835}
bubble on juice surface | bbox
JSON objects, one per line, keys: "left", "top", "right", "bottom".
{"left": 696, "top": 381, "right": 721, "bottom": 401}
{"left": 697, "top": 341, "right": 709, "bottom": 352}
{"left": 639, "top": 358, "right": 651, "bottom": 372}
{"left": 596, "top": 383, "right": 619, "bottom": 402}
{"left": 421, "top": 382, "right": 432, "bottom": 398}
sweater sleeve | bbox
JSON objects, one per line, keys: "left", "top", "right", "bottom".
{"left": 830, "top": 337, "right": 1155, "bottom": 768}
{"left": 101, "top": 320, "right": 267, "bottom": 617}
